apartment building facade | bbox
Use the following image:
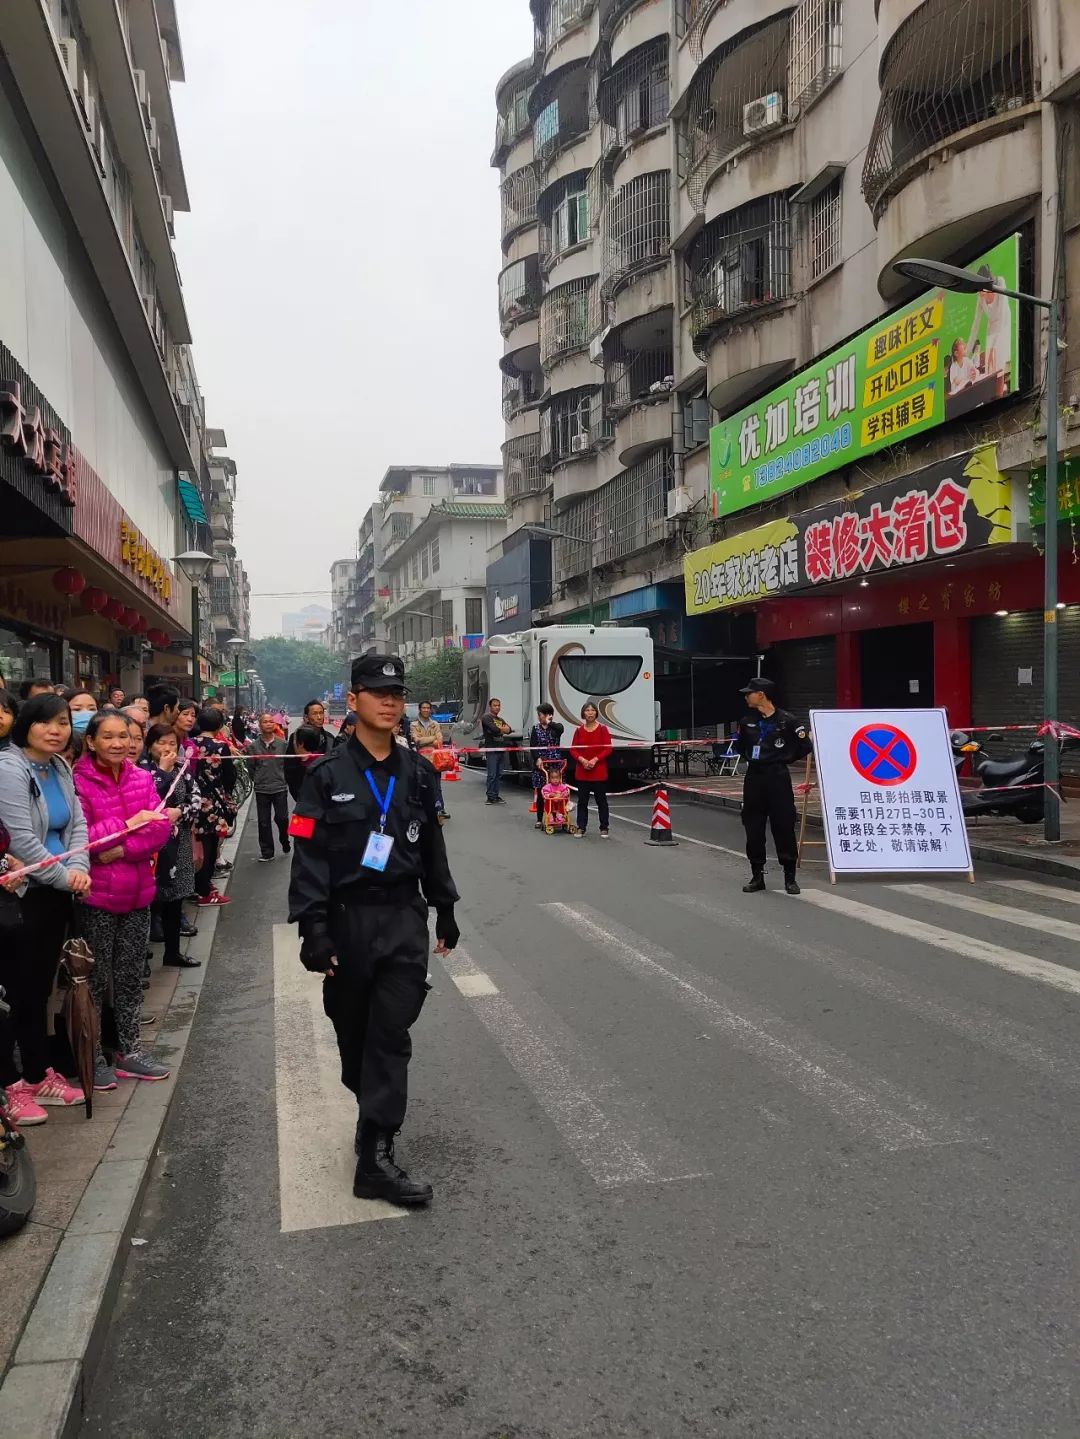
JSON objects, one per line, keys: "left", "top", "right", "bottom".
{"left": 0, "top": 1, "right": 251, "bottom": 695}
{"left": 496, "top": 0, "right": 1080, "bottom": 729}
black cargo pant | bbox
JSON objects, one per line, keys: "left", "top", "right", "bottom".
{"left": 256, "top": 789, "right": 290, "bottom": 857}
{"left": 322, "top": 893, "right": 431, "bottom": 1133}
{"left": 742, "top": 765, "right": 798, "bottom": 873}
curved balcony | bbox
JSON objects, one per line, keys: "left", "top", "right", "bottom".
{"left": 503, "top": 432, "right": 546, "bottom": 503}
{"left": 541, "top": 387, "right": 607, "bottom": 469}
{"left": 553, "top": 448, "right": 672, "bottom": 579}
{"left": 679, "top": 11, "right": 791, "bottom": 214}
{"left": 531, "top": 60, "right": 591, "bottom": 176}
{"left": 605, "top": 0, "right": 671, "bottom": 66}
{"left": 539, "top": 275, "right": 602, "bottom": 371}
{"left": 863, "top": 0, "right": 1034, "bottom": 222}
{"left": 598, "top": 37, "right": 669, "bottom": 159}
{"left": 503, "top": 377, "right": 543, "bottom": 434}
{"left": 604, "top": 311, "right": 674, "bottom": 466}
{"left": 539, "top": 170, "right": 591, "bottom": 275}
{"left": 493, "top": 59, "right": 535, "bottom": 168}
{"left": 501, "top": 164, "right": 539, "bottom": 251}
{"left": 533, "top": 0, "right": 596, "bottom": 68}
{"left": 600, "top": 170, "right": 670, "bottom": 298}
{"left": 499, "top": 255, "right": 544, "bottom": 336}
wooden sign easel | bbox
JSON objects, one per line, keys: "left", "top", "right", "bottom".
{"left": 796, "top": 754, "right": 833, "bottom": 881}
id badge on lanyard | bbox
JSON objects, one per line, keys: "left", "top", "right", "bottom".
{"left": 361, "top": 770, "right": 396, "bottom": 872}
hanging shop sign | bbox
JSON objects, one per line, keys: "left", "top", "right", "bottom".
{"left": 811, "top": 708, "right": 973, "bottom": 877}
{"left": 685, "top": 446, "right": 1015, "bottom": 616}
{"left": 71, "top": 454, "right": 179, "bottom": 616}
{"left": 0, "top": 379, "right": 77, "bottom": 505}
{"left": 709, "top": 234, "right": 1021, "bottom": 519}
{"left": 1028, "top": 456, "right": 1080, "bottom": 526}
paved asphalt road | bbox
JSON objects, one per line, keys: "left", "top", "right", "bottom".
{"left": 82, "top": 769, "right": 1079, "bottom": 1437}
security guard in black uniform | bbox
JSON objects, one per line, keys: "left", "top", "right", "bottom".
{"left": 288, "top": 652, "right": 460, "bottom": 1207}
{"left": 735, "top": 678, "right": 812, "bottom": 896}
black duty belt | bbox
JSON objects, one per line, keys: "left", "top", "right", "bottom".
{"left": 338, "top": 882, "right": 421, "bottom": 907}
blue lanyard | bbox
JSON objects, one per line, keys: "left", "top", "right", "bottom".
{"left": 364, "top": 770, "right": 395, "bottom": 832}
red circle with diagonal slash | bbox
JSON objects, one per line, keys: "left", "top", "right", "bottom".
{"left": 849, "top": 723, "right": 917, "bottom": 786}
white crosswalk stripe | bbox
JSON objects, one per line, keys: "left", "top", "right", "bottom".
{"left": 543, "top": 901, "right": 978, "bottom": 1152}
{"left": 272, "top": 925, "right": 406, "bottom": 1232}
{"left": 892, "top": 883, "right": 1080, "bottom": 949}
{"left": 991, "top": 877, "right": 1080, "bottom": 908}
{"left": 667, "top": 892, "right": 1080, "bottom": 1090}
{"left": 801, "top": 890, "right": 1080, "bottom": 997}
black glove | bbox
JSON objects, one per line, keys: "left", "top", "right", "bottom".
{"left": 299, "top": 929, "right": 336, "bottom": 973}
{"left": 435, "top": 908, "right": 460, "bottom": 951}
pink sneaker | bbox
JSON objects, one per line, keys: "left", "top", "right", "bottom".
{"left": 4, "top": 1079, "right": 48, "bottom": 1126}
{"left": 32, "top": 1068, "right": 86, "bottom": 1108}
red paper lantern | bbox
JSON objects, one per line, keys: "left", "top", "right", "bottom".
{"left": 105, "top": 598, "right": 127, "bottom": 623}
{"left": 127, "top": 613, "right": 147, "bottom": 634}
{"left": 52, "top": 566, "right": 86, "bottom": 596}
{"left": 79, "top": 586, "right": 108, "bottom": 614}
{"left": 147, "top": 628, "right": 169, "bottom": 648}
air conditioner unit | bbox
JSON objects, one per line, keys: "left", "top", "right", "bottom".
{"left": 148, "top": 117, "right": 159, "bottom": 151}
{"left": 588, "top": 336, "right": 605, "bottom": 364}
{"left": 133, "top": 68, "right": 148, "bottom": 107}
{"left": 743, "top": 93, "right": 783, "bottom": 137}
{"left": 666, "top": 485, "right": 692, "bottom": 520}
{"left": 571, "top": 433, "right": 591, "bottom": 454}
{"left": 162, "top": 194, "right": 174, "bottom": 234}
{"left": 59, "top": 38, "right": 79, "bottom": 92}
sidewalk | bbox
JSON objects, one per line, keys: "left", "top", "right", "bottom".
{"left": 662, "top": 771, "right": 1080, "bottom": 881}
{"left": 0, "top": 802, "right": 250, "bottom": 1439}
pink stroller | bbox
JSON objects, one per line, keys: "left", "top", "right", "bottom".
{"left": 541, "top": 759, "right": 577, "bottom": 835}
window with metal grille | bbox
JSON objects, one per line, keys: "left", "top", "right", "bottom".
{"left": 788, "top": 0, "right": 843, "bottom": 115}
{"left": 553, "top": 448, "right": 673, "bottom": 582}
{"left": 421, "top": 546, "right": 430, "bottom": 580}
{"left": 806, "top": 178, "right": 842, "bottom": 280}
{"left": 863, "top": 0, "right": 1033, "bottom": 216}
{"left": 540, "top": 0, "right": 591, "bottom": 48}
{"left": 539, "top": 174, "right": 590, "bottom": 269}
{"left": 680, "top": 13, "right": 791, "bottom": 212}
{"left": 540, "top": 277, "right": 599, "bottom": 367}
{"left": 409, "top": 554, "right": 419, "bottom": 585}
{"left": 600, "top": 171, "right": 670, "bottom": 295}
{"left": 533, "top": 63, "right": 590, "bottom": 168}
{"left": 441, "top": 600, "right": 454, "bottom": 636}
{"left": 421, "top": 475, "right": 438, "bottom": 496}
{"left": 499, "top": 257, "right": 542, "bottom": 329}
{"left": 465, "top": 597, "right": 483, "bottom": 636}
{"left": 501, "top": 166, "right": 538, "bottom": 243}
{"left": 686, "top": 193, "right": 792, "bottom": 352}
{"left": 390, "top": 513, "right": 413, "bottom": 543}
{"left": 430, "top": 536, "right": 440, "bottom": 573}
{"left": 605, "top": 337, "right": 674, "bottom": 416}
{"left": 503, "top": 434, "right": 544, "bottom": 499}
{"left": 598, "top": 38, "right": 669, "bottom": 146}
{"left": 545, "top": 389, "right": 598, "bottom": 464}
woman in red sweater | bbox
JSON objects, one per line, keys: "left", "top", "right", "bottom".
{"left": 570, "top": 702, "right": 613, "bottom": 838}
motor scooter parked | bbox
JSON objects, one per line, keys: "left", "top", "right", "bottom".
{"left": 950, "top": 731, "right": 1056, "bottom": 824}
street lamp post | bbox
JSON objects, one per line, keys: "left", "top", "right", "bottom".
{"left": 524, "top": 526, "right": 597, "bottom": 625}
{"left": 172, "top": 550, "right": 213, "bottom": 705}
{"left": 226, "top": 635, "right": 246, "bottom": 720}
{"left": 892, "top": 258, "right": 1062, "bottom": 841}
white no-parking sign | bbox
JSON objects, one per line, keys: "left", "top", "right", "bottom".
{"left": 810, "top": 709, "right": 972, "bottom": 876}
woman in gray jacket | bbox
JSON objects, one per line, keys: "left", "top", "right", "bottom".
{"left": 0, "top": 694, "right": 91, "bottom": 1124}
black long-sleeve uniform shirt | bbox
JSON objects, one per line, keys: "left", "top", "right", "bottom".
{"left": 735, "top": 708, "right": 813, "bottom": 772}
{"left": 287, "top": 734, "right": 459, "bottom": 940}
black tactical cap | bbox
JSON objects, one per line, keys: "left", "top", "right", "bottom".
{"left": 740, "top": 677, "right": 776, "bottom": 697}
{"left": 350, "top": 652, "right": 407, "bottom": 692}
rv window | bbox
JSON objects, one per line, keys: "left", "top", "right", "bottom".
{"left": 558, "top": 655, "right": 642, "bottom": 695}
{"left": 466, "top": 666, "right": 481, "bottom": 704}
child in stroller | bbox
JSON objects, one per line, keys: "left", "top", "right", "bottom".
{"left": 540, "top": 758, "right": 577, "bottom": 835}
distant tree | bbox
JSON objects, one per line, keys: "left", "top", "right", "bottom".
{"left": 250, "top": 638, "right": 344, "bottom": 712}
{"left": 405, "top": 648, "right": 463, "bottom": 704}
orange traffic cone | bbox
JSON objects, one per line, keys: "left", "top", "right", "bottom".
{"left": 645, "top": 787, "right": 678, "bottom": 846}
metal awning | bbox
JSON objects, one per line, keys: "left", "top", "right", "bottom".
{"left": 178, "top": 475, "right": 208, "bottom": 525}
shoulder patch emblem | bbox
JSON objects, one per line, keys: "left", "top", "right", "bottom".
{"left": 406, "top": 820, "right": 420, "bottom": 843}
{"left": 330, "top": 792, "right": 355, "bottom": 803}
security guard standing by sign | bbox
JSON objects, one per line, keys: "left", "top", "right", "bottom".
{"left": 288, "top": 652, "right": 460, "bottom": 1206}
{"left": 735, "top": 678, "right": 812, "bottom": 896}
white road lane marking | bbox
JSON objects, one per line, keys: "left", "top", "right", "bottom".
{"left": 609, "top": 811, "right": 744, "bottom": 858}
{"left": 435, "top": 945, "right": 702, "bottom": 1189}
{"left": 272, "top": 925, "right": 406, "bottom": 1232}
{"left": 892, "top": 883, "right": 1080, "bottom": 951}
{"left": 669, "top": 893, "right": 1080, "bottom": 1089}
{"left": 801, "top": 890, "right": 1080, "bottom": 998}
{"left": 453, "top": 973, "right": 500, "bottom": 998}
{"left": 544, "top": 903, "right": 976, "bottom": 1152}
{"left": 988, "top": 877, "right": 1080, "bottom": 908}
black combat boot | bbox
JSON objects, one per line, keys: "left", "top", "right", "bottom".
{"left": 353, "top": 1123, "right": 433, "bottom": 1207}
{"left": 742, "top": 870, "right": 766, "bottom": 893}
{"left": 784, "top": 870, "right": 801, "bottom": 896}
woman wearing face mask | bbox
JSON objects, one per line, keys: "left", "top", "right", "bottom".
{"left": 0, "top": 695, "right": 92, "bottom": 1124}
{"left": 0, "top": 691, "right": 17, "bottom": 751}
{"left": 73, "top": 712, "right": 172, "bottom": 1087}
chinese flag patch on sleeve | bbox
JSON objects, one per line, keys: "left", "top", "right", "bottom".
{"left": 288, "top": 813, "right": 317, "bottom": 841}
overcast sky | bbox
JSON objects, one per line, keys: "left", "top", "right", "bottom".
{"left": 171, "top": 0, "right": 533, "bottom": 638}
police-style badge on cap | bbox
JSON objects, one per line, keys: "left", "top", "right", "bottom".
{"left": 351, "top": 651, "right": 407, "bottom": 692}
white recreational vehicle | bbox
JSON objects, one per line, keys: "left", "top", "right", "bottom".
{"left": 459, "top": 626, "right": 655, "bottom": 776}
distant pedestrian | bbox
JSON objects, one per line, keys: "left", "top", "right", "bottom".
{"left": 735, "top": 678, "right": 812, "bottom": 896}
{"left": 74, "top": 711, "right": 172, "bottom": 1085}
{"left": 141, "top": 724, "right": 201, "bottom": 969}
{"left": 191, "top": 708, "right": 237, "bottom": 908}
{"left": 285, "top": 723, "right": 322, "bottom": 802}
{"left": 528, "top": 703, "right": 564, "bottom": 827}
{"left": 410, "top": 700, "right": 449, "bottom": 821}
{"left": 571, "top": 702, "right": 612, "bottom": 839}
{"left": 249, "top": 711, "right": 291, "bottom": 862}
{"left": 290, "top": 700, "right": 333, "bottom": 756}
{"left": 481, "top": 698, "right": 513, "bottom": 804}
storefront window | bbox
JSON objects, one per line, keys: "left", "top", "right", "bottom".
{"left": 64, "top": 647, "right": 107, "bottom": 693}
{"left": 0, "top": 627, "right": 56, "bottom": 689}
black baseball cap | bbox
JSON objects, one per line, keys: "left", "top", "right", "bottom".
{"left": 740, "top": 677, "right": 775, "bottom": 696}
{"left": 350, "top": 653, "right": 407, "bottom": 692}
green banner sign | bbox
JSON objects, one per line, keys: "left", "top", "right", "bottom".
{"left": 710, "top": 234, "right": 1021, "bottom": 519}
{"left": 1029, "top": 455, "right": 1080, "bottom": 525}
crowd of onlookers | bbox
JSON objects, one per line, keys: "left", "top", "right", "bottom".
{"left": 0, "top": 676, "right": 254, "bottom": 1127}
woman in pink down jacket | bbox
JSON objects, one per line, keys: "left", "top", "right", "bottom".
{"left": 73, "top": 711, "right": 173, "bottom": 1087}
